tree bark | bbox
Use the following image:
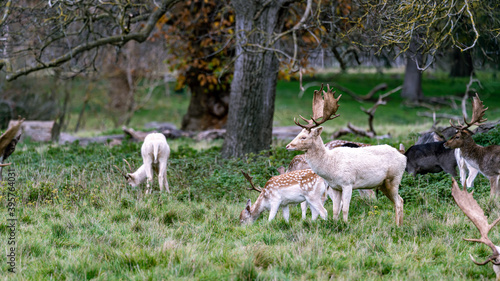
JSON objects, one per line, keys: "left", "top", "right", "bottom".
{"left": 450, "top": 48, "right": 474, "bottom": 77}
{"left": 401, "top": 39, "right": 423, "bottom": 102}
{"left": 181, "top": 69, "right": 230, "bottom": 131}
{"left": 222, "top": 0, "right": 290, "bottom": 158}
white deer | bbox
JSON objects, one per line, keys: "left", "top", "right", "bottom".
{"left": 239, "top": 169, "right": 328, "bottom": 224}
{"left": 284, "top": 140, "right": 374, "bottom": 219}
{"left": 115, "top": 132, "right": 170, "bottom": 193}
{"left": 286, "top": 84, "right": 406, "bottom": 226}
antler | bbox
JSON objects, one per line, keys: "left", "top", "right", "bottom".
{"left": 123, "top": 159, "right": 133, "bottom": 172}
{"left": 449, "top": 93, "right": 488, "bottom": 130}
{"left": 241, "top": 170, "right": 262, "bottom": 193}
{"left": 294, "top": 84, "right": 341, "bottom": 130}
{"left": 113, "top": 164, "right": 130, "bottom": 180}
{"left": 451, "top": 177, "right": 500, "bottom": 266}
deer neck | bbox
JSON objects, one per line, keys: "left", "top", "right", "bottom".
{"left": 131, "top": 165, "right": 148, "bottom": 183}
{"left": 250, "top": 195, "right": 267, "bottom": 221}
{"left": 459, "top": 137, "right": 484, "bottom": 165}
{"left": 304, "top": 137, "right": 330, "bottom": 175}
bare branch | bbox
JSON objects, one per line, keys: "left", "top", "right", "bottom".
{"left": 5, "top": 0, "right": 181, "bottom": 81}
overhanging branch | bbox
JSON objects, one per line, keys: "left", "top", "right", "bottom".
{"left": 5, "top": 0, "right": 181, "bottom": 81}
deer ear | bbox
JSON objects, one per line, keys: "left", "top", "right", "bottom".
{"left": 399, "top": 143, "right": 405, "bottom": 154}
{"left": 277, "top": 166, "right": 286, "bottom": 175}
{"left": 246, "top": 199, "right": 252, "bottom": 210}
{"left": 313, "top": 126, "right": 323, "bottom": 136}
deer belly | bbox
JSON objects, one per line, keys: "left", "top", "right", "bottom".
{"left": 328, "top": 169, "right": 386, "bottom": 190}
{"left": 278, "top": 188, "right": 306, "bottom": 205}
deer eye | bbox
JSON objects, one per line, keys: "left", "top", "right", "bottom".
{"left": 301, "top": 136, "right": 307, "bottom": 140}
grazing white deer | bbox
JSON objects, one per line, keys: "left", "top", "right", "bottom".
{"left": 115, "top": 132, "right": 170, "bottom": 193}
{"left": 444, "top": 94, "right": 500, "bottom": 197}
{"left": 239, "top": 169, "right": 328, "bottom": 224}
{"left": 286, "top": 84, "right": 406, "bottom": 226}
{"left": 451, "top": 177, "right": 500, "bottom": 280}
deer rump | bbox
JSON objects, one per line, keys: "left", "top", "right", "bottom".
{"left": 404, "top": 141, "right": 457, "bottom": 177}
{"left": 316, "top": 145, "right": 406, "bottom": 191}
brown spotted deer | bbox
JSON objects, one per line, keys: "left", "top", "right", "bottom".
{"left": 286, "top": 140, "right": 375, "bottom": 219}
{"left": 444, "top": 94, "right": 500, "bottom": 197}
{"left": 239, "top": 170, "right": 328, "bottom": 224}
{"left": 286, "top": 84, "right": 406, "bottom": 226}
{"left": 451, "top": 177, "right": 500, "bottom": 280}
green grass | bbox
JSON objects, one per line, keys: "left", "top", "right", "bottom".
{"left": 2, "top": 72, "right": 500, "bottom": 280}
{"left": 1, "top": 136, "right": 500, "bottom": 280}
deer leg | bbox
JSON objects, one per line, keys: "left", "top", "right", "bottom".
{"left": 308, "top": 199, "right": 327, "bottom": 221}
{"left": 158, "top": 161, "right": 168, "bottom": 192}
{"left": 282, "top": 205, "right": 290, "bottom": 222}
{"left": 466, "top": 166, "right": 479, "bottom": 188}
{"left": 330, "top": 188, "right": 342, "bottom": 220}
{"left": 457, "top": 155, "right": 468, "bottom": 188}
{"left": 268, "top": 204, "right": 280, "bottom": 221}
{"left": 489, "top": 176, "right": 500, "bottom": 197}
{"left": 381, "top": 178, "right": 404, "bottom": 226}
{"left": 358, "top": 189, "right": 376, "bottom": 199}
{"left": 310, "top": 205, "right": 319, "bottom": 220}
{"left": 300, "top": 201, "right": 308, "bottom": 220}
{"left": 340, "top": 186, "right": 353, "bottom": 222}
{"left": 164, "top": 168, "right": 169, "bottom": 193}
{"left": 143, "top": 159, "right": 153, "bottom": 191}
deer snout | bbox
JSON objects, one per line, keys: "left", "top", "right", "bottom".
{"left": 443, "top": 142, "right": 450, "bottom": 149}
{"left": 286, "top": 143, "right": 296, "bottom": 151}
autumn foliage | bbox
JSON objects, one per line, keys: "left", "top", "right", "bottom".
{"left": 160, "top": 0, "right": 234, "bottom": 93}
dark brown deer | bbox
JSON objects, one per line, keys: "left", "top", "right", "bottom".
{"left": 444, "top": 94, "right": 500, "bottom": 197}
{"left": 451, "top": 177, "right": 500, "bottom": 279}
{"left": 286, "top": 84, "right": 406, "bottom": 225}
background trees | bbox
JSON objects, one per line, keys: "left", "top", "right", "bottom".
{"left": 1, "top": 0, "right": 500, "bottom": 157}
{"left": 343, "top": 0, "right": 500, "bottom": 101}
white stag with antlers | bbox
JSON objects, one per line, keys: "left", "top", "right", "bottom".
{"left": 286, "top": 84, "right": 406, "bottom": 226}
{"left": 284, "top": 140, "right": 375, "bottom": 220}
{"left": 239, "top": 170, "right": 328, "bottom": 224}
{"left": 444, "top": 93, "right": 500, "bottom": 197}
{"left": 451, "top": 177, "right": 500, "bottom": 280}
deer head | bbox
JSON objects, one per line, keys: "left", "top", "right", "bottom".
{"left": 451, "top": 177, "right": 500, "bottom": 277}
{"left": 239, "top": 199, "right": 254, "bottom": 224}
{"left": 113, "top": 159, "right": 140, "bottom": 186}
{"left": 287, "top": 84, "right": 341, "bottom": 151}
{"left": 445, "top": 94, "right": 487, "bottom": 149}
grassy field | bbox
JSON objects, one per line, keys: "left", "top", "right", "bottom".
{"left": 2, "top": 72, "right": 500, "bottom": 280}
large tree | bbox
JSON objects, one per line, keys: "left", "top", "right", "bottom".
{"left": 221, "top": 0, "right": 320, "bottom": 157}
{"left": 162, "top": 0, "right": 234, "bottom": 131}
{"left": 0, "top": 0, "right": 322, "bottom": 158}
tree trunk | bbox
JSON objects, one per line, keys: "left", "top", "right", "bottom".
{"left": 221, "top": 0, "right": 289, "bottom": 158}
{"left": 181, "top": 69, "right": 230, "bottom": 131}
{"left": 450, "top": 48, "right": 474, "bottom": 77}
{"left": 401, "top": 39, "right": 423, "bottom": 102}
